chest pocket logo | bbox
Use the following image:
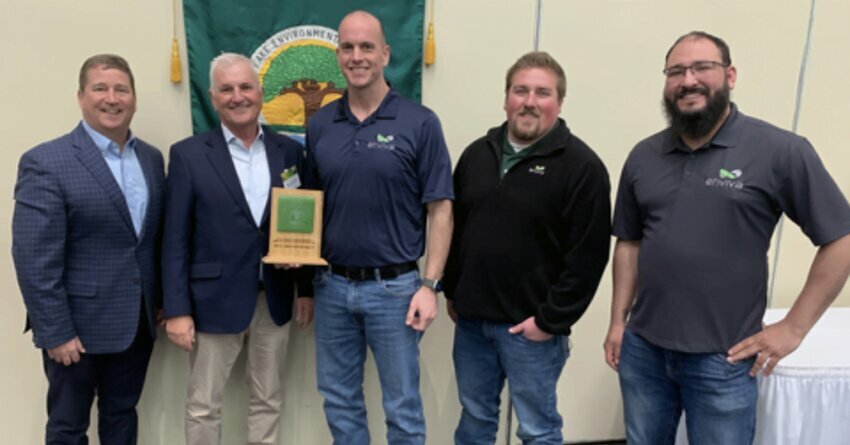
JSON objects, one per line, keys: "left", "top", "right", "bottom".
{"left": 528, "top": 165, "right": 546, "bottom": 175}
{"left": 705, "top": 168, "right": 744, "bottom": 189}
{"left": 367, "top": 134, "right": 397, "bottom": 151}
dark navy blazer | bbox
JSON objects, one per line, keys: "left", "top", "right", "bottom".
{"left": 161, "top": 126, "right": 311, "bottom": 333}
{"left": 12, "top": 123, "right": 165, "bottom": 354}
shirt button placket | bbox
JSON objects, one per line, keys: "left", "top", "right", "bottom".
{"left": 679, "top": 153, "right": 697, "bottom": 193}
{"left": 684, "top": 152, "right": 695, "bottom": 176}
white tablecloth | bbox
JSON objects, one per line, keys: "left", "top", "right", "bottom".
{"left": 676, "top": 307, "right": 850, "bottom": 445}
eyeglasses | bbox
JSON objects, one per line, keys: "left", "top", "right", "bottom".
{"left": 663, "top": 61, "right": 727, "bottom": 79}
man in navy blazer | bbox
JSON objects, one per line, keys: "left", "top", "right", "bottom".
{"left": 162, "top": 53, "right": 313, "bottom": 445}
{"left": 12, "top": 54, "right": 164, "bottom": 444}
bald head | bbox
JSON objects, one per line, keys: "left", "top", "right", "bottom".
{"left": 339, "top": 10, "right": 386, "bottom": 46}
{"left": 336, "top": 9, "right": 391, "bottom": 93}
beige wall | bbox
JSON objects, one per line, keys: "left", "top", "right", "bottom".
{"left": 2, "top": 0, "right": 849, "bottom": 443}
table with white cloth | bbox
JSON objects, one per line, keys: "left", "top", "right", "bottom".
{"left": 675, "top": 307, "right": 850, "bottom": 445}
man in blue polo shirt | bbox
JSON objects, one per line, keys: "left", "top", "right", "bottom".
{"left": 605, "top": 31, "right": 850, "bottom": 445}
{"left": 305, "top": 10, "right": 453, "bottom": 445}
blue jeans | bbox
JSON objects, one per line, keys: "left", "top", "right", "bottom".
{"left": 314, "top": 268, "right": 425, "bottom": 445}
{"left": 453, "top": 316, "right": 569, "bottom": 445}
{"left": 618, "top": 328, "right": 757, "bottom": 445}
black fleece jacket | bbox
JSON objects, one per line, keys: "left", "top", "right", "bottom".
{"left": 443, "top": 119, "right": 611, "bottom": 335}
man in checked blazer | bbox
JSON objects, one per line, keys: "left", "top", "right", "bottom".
{"left": 162, "top": 53, "right": 313, "bottom": 445}
{"left": 12, "top": 54, "right": 164, "bottom": 444}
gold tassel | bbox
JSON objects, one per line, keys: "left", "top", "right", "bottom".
{"left": 424, "top": 22, "right": 435, "bottom": 66}
{"left": 170, "top": 37, "right": 182, "bottom": 83}
{"left": 170, "top": 0, "right": 182, "bottom": 83}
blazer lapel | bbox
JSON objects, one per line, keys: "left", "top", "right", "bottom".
{"left": 135, "top": 142, "right": 158, "bottom": 242}
{"left": 72, "top": 124, "right": 136, "bottom": 238}
{"left": 261, "top": 132, "right": 288, "bottom": 225}
{"left": 205, "top": 127, "right": 255, "bottom": 225}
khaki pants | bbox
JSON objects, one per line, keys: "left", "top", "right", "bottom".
{"left": 185, "top": 292, "right": 290, "bottom": 445}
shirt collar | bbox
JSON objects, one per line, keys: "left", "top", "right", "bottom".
{"left": 491, "top": 118, "right": 570, "bottom": 158}
{"left": 333, "top": 88, "right": 400, "bottom": 123}
{"left": 221, "top": 123, "right": 264, "bottom": 149}
{"left": 502, "top": 128, "right": 537, "bottom": 155}
{"left": 81, "top": 120, "right": 136, "bottom": 154}
{"left": 663, "top": 103, "right": 741, "bottom": 154}
{"left": 710, "top": 103, "right": 740, "bottom": 148}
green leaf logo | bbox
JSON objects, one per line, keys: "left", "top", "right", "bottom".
{"left": 376, "top": 134, "right": 393, "bottom": 143}
{"left": 528, "top": 165, "right": 546, "bottom": 175}
{"left": 719, "top": 168, "right": 742, "bottom": 179}
{"left": 280, "top": 165, "right": 297, "bottom": 182}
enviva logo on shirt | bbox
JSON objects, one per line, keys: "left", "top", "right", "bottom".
{"left": 367, "top": 133, "right": 396, "bottom": 151}
{"left": 528, "top": 165, "right": 546, "bottom": 175}
{"left": 705, "top": 168, "right": 744, "bottom": 189}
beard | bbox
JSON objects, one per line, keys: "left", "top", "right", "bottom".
{"left": 508, "top": 108, "right": 551, "bottom": 144}
{"left": 663, "top": 82, "right": 730, "bottom": 139}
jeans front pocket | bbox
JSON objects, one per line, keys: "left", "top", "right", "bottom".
{"left": 379, "top": 270, "right": 420, "bottom": 298}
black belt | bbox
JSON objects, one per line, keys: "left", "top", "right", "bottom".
{"left": 329, "top": 261, "right": 418, "bottom": 281}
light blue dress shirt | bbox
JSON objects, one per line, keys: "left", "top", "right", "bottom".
{"left": 82, "top": 120, "right": 148, "bottom": 236}
{"left": 222, "top": 124, "right": 270, "bottom": 227}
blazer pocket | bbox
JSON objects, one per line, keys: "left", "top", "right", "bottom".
{"left": 66, "top": 280, "right": 97, "bottom": 298}
{"left": 190, "top": 262, "right": 222, "bottom": 279}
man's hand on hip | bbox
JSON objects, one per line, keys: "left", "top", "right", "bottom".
{"left": 727, "top": 319, "right": 805, "bottom": 377}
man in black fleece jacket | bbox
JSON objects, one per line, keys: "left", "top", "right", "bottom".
{"left": 443, "top": 51, "right": 611, "bottom": 444}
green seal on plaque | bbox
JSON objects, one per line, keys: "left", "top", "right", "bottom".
{"left": 277, "top": 195, "right": 315, "bottom": 233}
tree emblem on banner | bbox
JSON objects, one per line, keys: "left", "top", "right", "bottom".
{"left": 253, "top": 26, "right": 346, "bottom": 134}
{"left": 182, "top": 0, "right": 424, "bottom": 137}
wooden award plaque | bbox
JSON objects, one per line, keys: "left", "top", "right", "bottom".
{"left": 262, "top": 188, "right": 328, "bottom": 266}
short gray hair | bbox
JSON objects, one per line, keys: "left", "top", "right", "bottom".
{"left": 208, "top": 52, "right": 259, "bottom": 89}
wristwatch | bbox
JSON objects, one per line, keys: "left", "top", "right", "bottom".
{"left": 421, "top": 277, "right": 443, "bottom": 292}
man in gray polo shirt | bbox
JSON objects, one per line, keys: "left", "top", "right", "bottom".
{"left": 604, "top": 30, "right": 850, "bottom": 445}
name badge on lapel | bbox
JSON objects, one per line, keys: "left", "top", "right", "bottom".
{"left": 280, "top": 166, "right": 301, "bottom": 189}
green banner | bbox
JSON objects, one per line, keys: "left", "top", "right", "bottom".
{"left": 183, "top": 0, "right": 424, "bottom": 136}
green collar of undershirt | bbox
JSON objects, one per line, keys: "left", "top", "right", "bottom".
{"left": 500, "top": 130, "right": 538, "bottom": 178}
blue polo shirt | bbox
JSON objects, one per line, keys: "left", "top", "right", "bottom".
{"left": 613, "top": 104, "right": 850, "bottom": 353}
{"left": 306, "top": 90, "right": 454, "bottom": 267}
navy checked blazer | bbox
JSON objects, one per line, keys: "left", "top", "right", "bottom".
{"left": 12, "top": 123, "right": 165, "bottom": 354}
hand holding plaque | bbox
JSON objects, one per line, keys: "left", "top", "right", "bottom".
{"left": 262, "top": 187, "right": 328, "bottom": 266}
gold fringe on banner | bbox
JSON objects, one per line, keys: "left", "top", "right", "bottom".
{"left": 170, "top": 0, "right": 182, "bottom": 83}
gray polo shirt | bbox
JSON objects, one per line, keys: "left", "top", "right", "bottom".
{"left": 613, "top": 104, "right": 850, "bottom": 353}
